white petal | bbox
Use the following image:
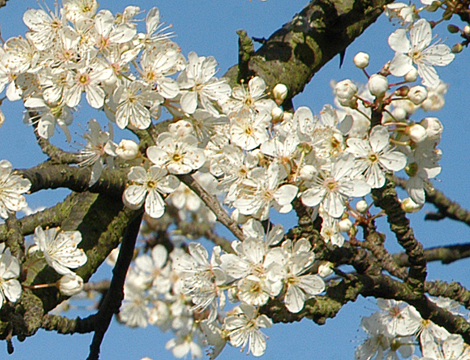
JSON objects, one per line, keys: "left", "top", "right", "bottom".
{"left": 369, "top": 125, "right": 390, "bottom": 153}
{"left": 145, "top": 189, "right": 165, "bottom": 218}
{"left": 388, "top": 28, "right": 411, "bottom": 53}
{"left": 389, "top": 53, "right": 413, "bottom": 77}
{"left": 379, "top": 151, "right": 407, "bottom": 172}
{"left": 123, "top": 185, "right": 147, "bottom": 208}
{"left": 285, "top": 285, "right": 305, "bottom": 313}
{"left": 3, "top": 279, "right": 21, "bottom": 302}
{"left": 273, "top": 184, "right": 298, "bottom": 206}
{"left": 180, "top": 91, "right": 198, "bottom": 114}
{"left": 301, "top": 187, "right": 325, "bottom": 208}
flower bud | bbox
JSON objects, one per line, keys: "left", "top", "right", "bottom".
{"left": 338, "top": 218, "right": 353, "bottom": 232}
{"left": 406, "top": 123, "right": 428, "bottom": 143}
{"left": 334, "top": 80, "right": 358, "bottom": 101}
{"left": 355, "top": 200, "right": 368, "bottom": 213}
{"left": 422, "top": 90, "right": 446, "bottom": 112}
{"left": 401, "top": 197, "right": 423, "bottom": 213}
{"left": 392, "top": 106, "right": 407, "bottom": 121}
{"left": 337, "top": 97, "right": 358, "bottom": 109}
{"left": 272, "top": 83, "right": 288, "bottom": 105}
{"left": 282, "top": 111, "right": 293, "bottom": 123}
{"left": 464, "top": 25, "right": 470, "bottom": 35}
{"left": 404, "top": 68, "right": 418, "bottom": 82}
{"left": 368, "top": 74, "right": 388, "bottom": 97}
{"left": 57, "top": 273, "right": 84, "bottom": 296}
{"left": 0, "top": 108, "right": 4, "bottom": 129}
{"left": 298, "top": 165, "right": 317, "bottom": 181}
{"left": 317, "top": 262, "right": 334, "bottom": 277}
{"left": 426, "top": 1, "right": 441, "bottom": 12}
{"left": 353, "top": 52, "right": 370, "bottom": 69}
{"left": 407, "top": 86, "right": 428, "bottom": 105}
{"left": 27, "top": 244, "right": 39, "bottom": 255}
{"left": 452, "top": 43, "right": 463, "bottom": 54}
{"left": 271, "top": 107, "right": 284, "bottom": 123}
{"left": 420, "top": 117, "right": 443, "bottom": 139}
{"left": 123, "top": 5, "right": 141, "bottom": 19}
{"left": 447, "top": 24, "right": 460, "bottom": 33}
{"left": 395, "top": 86, "right": 409, "bottom": 97}
{"left": 116, "top": 139, "right": 139, "bottom": 160}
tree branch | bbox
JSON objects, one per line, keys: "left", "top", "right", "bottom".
{"left": 86, "top": 210, "right": 143, "bottom": 360}
{"left": 179, "top": 174, "right": 245, "bottom": 242}
{"left": 394, "top": 242, "right": 470, "bottom": 266}
{"left": 372, "top": 180, "right": 427, "bottom": 293}
{"left": 17, "top": 163, "right": 126, "bottom": 198}
{"left": 224, "top": 0, "right": 393, "bottom": 100}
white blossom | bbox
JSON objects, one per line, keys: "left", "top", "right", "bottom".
{"left": 0, "top": 244, "right": 21, "bottom": 308}
{"left": 346, "top": 125, "right": 407, "bottom": 188}
{"left": 0, "top": 160, "right": 31, "bottom": 219}
{"left": 123, "top": 165, "right": 179, "bottom": 218}
{"left": 224, "top": 304, "right": 272, "bottom": 357}
{"left": 388, "top": 19, "right": 454, "bottom": 88}
{"left": 32, "top": 226, "right": 87, "bottom": 275}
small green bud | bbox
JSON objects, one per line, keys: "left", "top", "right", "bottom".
{"left": 452, "top": 43, "right": 463, "bottom": 53}
{"left": 447, "top": 24, "right": 459, "bottom": 33}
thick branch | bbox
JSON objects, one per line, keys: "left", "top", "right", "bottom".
{"left": 0, "top": 192, "right": 87, "bottom": 241}
{"left": 17, "top": 163, "right": 126, "bottom": 198}
{"left": 224, "top": 0, "right": 393, "bottom": 100}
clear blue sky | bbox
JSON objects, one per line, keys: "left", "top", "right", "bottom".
{"left": 1, "top": 0, "right": 470, "bottom": 359}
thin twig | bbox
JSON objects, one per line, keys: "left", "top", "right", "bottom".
{"left": 179, "top": 174, "right": 245, "bottom": 241}
{"left": 372, "top": 180, "right": 427, "bottom": 292}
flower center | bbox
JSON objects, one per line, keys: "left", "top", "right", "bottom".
{"left": 324, "top": 178, "right": 338, "bottom": 193}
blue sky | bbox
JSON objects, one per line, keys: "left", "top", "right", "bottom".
{"left": 1, "top": 0, "right": 470, "bottom": 359}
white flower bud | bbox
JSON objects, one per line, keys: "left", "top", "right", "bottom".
{"left": 123, "top": 5, "right": 141, "bottom": 18}
{"left": 355, "top": 200, "right": 368, "bottom": 213}
{"left": 465, "top": 25, "right": 470, "bottom": 35}
{"left": 57, "top": 273, "right": 84, "bottom": 296}
{"left": 298, "top": 165, "right": 317, "bottom": 181}
{"left": 272, "top": 83, "right": 288, "bottom": 105}
{"left": 282, "top": 111, "right": 293, "bottom": 123}
{"left": 406, "top": 123, "right": 428, "bottom": 143}
{"left": 317, "top": 262, "right": 334, "bottom": 278}
{"left": 334, "top": 80, "right": 358, "bottom": 101}
{"left": 27, "top": 244, "right": 39, "bottom": 255}
{"left": 0, "top": 108, "right": 4, "bottom": 129}
{"left": 404, "top": 68, "right": 418, "bottom": 82}
{"left": 420, "top": 117, "right": 443, "bottom": 139}
{"left": 368, "top": 74, "right": 388, "bottom": 97}
{"left": 116, "top": 139, "right": 139, "bottom": 160}
{"left": 271, "top": 107, "right": 284, "bottom": 122}
{"left": 421, "top": 83, "right": 447, "bottom": 111}
{"left": 408, "top": 86, "right": 428, "bottom": 105}
{"left": 353, "top": 52, "right": 370, "bottom": 69}
{"left": 392, "top": 107, "right": 407, "bottom": 121}
{"left": 337, "top": 97, "right": 358, "bottom": 108}
{"left": 401, "top": 197, "right": 423, "bottom": 213}
{"left": 338, "top": 218, "right": 353, "bottom": 232}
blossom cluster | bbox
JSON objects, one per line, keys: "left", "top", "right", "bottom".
{"left": 0, "top": 0, "right": 461, "bottom": 358}
{"left": 118, "top": 219, "right": 327, "bottom": 358}
{"left": 356, "top": 298, "right": 470, "bottom": 360}
{"left": 0, "top": 0, "right": 450, "bottom": 224}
